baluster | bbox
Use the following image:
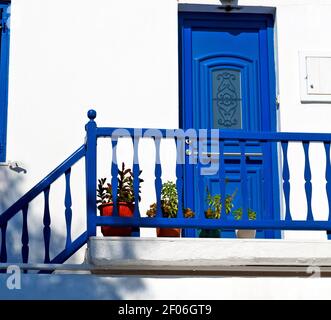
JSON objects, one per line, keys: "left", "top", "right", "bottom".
{"left": 240, "top": 140, "right": 248, "bottom": 221}
{"left": 132, "top": 136, "right": 141, "bottom": 218}
{"left": 43, "top": 186, "right": 51, "bottom": 263}
{"left": 175, "top": 136, "right": 184, "bottom": 218}
{"left": 262, "top": 141, "right": 273, "bottom": 225}
{"left": 85, "top": 109, "right": 97, "bottom": 237}
{"left": 199, "top": 159, "right": 205, "bottom": 221}
{"left": 303, "top": 141, "right": 313, "bottom": 221}
{"left": 324, "top": 142, "right": 331, "bottom": 223}
{"left": 0, "top": 222, "right": 7, "bottom": 263}
{"left": 21, "top": 204, "right": 29, "bottom": 265}
{"left": 111, "top": 137, "right": 119, "bottom": 217}
{"left": 65, "top": 168, "right": 72, "bottom": 249}
{"left": 219, "top": 140, "right": 227, "bottom": 220}
{"left": 281, "top": 141, "right": 292, "bottom": 221}
{"left": 154, "top": 136, "right": 162, "bottom": 218}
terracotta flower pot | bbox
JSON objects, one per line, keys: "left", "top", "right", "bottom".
{"left": 99, "top": 202, "right": 134, "bottom": 236}
{"left": 156, "top": 227, "right": 181, "bottom": 237}
{"left": 235, "top": 229, "right": 256, "bottom": 239}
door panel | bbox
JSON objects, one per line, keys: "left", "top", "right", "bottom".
{"left": 179, "top": 12, "right": 278, "bottom": 238}
{"left": 195, "top": 55, "right": 259, "bottom": 131}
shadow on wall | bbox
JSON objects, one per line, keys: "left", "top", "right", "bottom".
{"left": 0, "top": 272, "right": 147, "bottom": 300}
{"left": 2, "top": 240, "right": 146, "bottom": 299}
{"left": 0, "top": 168, "right": 68, "bottom": 266}
{"left": 0, "top": 168, "right": 146, "bottom": 299}
{"left": 0, "top": 168, "right": 24, "bottom": 214}
{"left": 0, "top": 230, "right": 146, "bottom": 299}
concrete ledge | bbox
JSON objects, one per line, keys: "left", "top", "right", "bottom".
{"left": 87, "top": 237, "right": 331, "bottom": 273}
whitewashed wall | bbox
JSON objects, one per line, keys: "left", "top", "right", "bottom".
{"left": 1, "top": 273, "right": 331, "bottom": 300}
{"left": 2, "top": 0, "right": 331, "bottom": 266}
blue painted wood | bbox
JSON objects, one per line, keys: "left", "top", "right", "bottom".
{"left": 95, "top": 216, "right": 331, "bottom": 231}
{"left": 97, "top": 127, "right": 331, "bottom": 143}
{"left": 154, "top": 136, "right": 162, "bottom": 218}
{"left": 132, "top": 136, "right": 141, "bottom": 219}
{"left": 0, "top": 5, "right": 11, "bottom": 162}
{"left": 198, "top": 160, "right": 205, "bottom": 220}
{"left": 0, "top": 222, "right": 7, "bottom": 263}
{"left": 39, "top": 231, "right": 89, "bottom": 274}
{"left": 179, "top": 12, "right": 279, "bottom": 238}
{"left": 43, "top": 186, "right": 51, "bottom": 264}
{"left": 175, "top": 137, "right": 184, "bottom": 218}
{"left": 131, "top": 135, "right": 141, "bottom": 238}
{"left": 219, "top": 140, "right": 227, "bottom": 220}
{"left": 85, "top": 110, "right": 98, "bottom": 236}
{"left": 262, "top": 141, "right": 274, "bottom": 230}
{"left": 0, "top": 145, "right": 85, "bottom": 225}
{"left": 324, "top": 142, "right": 331, "bottom": 240}
{"left": 21, "top": 204, "right": 29, "bottom": 265}
{"left": 240, "top": 141, "right": 249, "bottom": 221}
{"left": 324, "top": 142, "right": 331, "bottom": 223}
{"left": 303, "top": 142, "right": 314, "bottom": 221}
{"left": 111, "top": 137, "right": 118, "bottom": 217}
{"left": 281, "top": 141, "right": 292, "bottom": 221}
{"left": 98, "top": 127, "right": 168, "bottom": 138}
{"left": 64, "top": 168, "right": 72, "bottom": 249}
{"left": 95, "top": 127, "right": 331, "bottom": 236}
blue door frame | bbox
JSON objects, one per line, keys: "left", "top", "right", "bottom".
{"left": 179, "top": 10, "right": 280, "bottom": 238}
{"left": 0, "top": 2, "right": 10, "bottom": 162}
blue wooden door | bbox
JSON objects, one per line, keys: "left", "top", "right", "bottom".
{"left": 179, "top": 12, "right": 279, "bottom": 238}
{"left": 0, "top": 5, "right": 10, "bottom": 162}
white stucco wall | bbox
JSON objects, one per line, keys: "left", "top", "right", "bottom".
{"left": 2, "top": 0, "right": 331, "bottom": 298}
{"left": 1, "top": 273, "right": 331, "bottom": 300}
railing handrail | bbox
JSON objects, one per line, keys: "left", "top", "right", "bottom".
{"left": 96, "top": 216, "right": 331, "bottom": 231}
{"left": 0, "top": 145, "right": 86, "bottom": 225}
{"left": 95, "top": 127, "right": 331, "bottom": 142}
{"left": 88, "top": 109, "right": 331, "bottom": 235}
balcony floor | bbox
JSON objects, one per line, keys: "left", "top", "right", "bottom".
{"left": 86, "top": 237, "right": 331, "bottom": 277}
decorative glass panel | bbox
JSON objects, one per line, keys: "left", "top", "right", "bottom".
{"left": 212, "top": 69, "right": 242, "bottom": 129}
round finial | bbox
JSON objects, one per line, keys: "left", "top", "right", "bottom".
{"left": 87, "top": 109, "right": 97, "bottom": 121}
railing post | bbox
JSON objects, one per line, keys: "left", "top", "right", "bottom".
{"left": 85, "top": 109, "right": 97, "bottom": 237}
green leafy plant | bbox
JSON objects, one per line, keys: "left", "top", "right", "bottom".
{"left": 232, "top": 208, "right": 257, "bottom": 221}
{"left": 146, "top": 181, "right": 195, "bottom": 218}
{"left": 204, "top": 188, "right": 236, "bottom": 219}
{"left": 160, "top": 181, "right": 178, "bottom": 218}
{"left": 97, "top": 162, "right": 143, "bottom": 205}
{"left": 97, "top": 177, "right": 112, "bottom": 204}
{"left": 200, "top": 188, "right": 237, "bottom": 238}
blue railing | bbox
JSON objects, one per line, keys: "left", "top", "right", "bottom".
{"left": 0, "top": 145, "right": 88, "bottom": 267}
{"left": 2, "top": 109, "right": 331, "bottom": 269}
{"left": 85, "top": 110, "right": 331, "bottom": 237}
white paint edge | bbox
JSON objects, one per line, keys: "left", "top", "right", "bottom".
{"left": 87, "top": 237, "right": 331, "bottom": 270}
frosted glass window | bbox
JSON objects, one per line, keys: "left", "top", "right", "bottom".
{"left": 212, "top": 69, "right": 242, "bottom": 129}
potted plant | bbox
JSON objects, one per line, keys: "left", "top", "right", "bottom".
{"left": 232, "top": 208, "right": 257, "bottom": 238}
{"left": 146, "top": 181, "right": 195, "bottom": 237}
{"left": 97, "top": 162, "right": 143, "bottom": 236}
{"left": 199, "top": 190, "right": 235, "bottom": 238}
